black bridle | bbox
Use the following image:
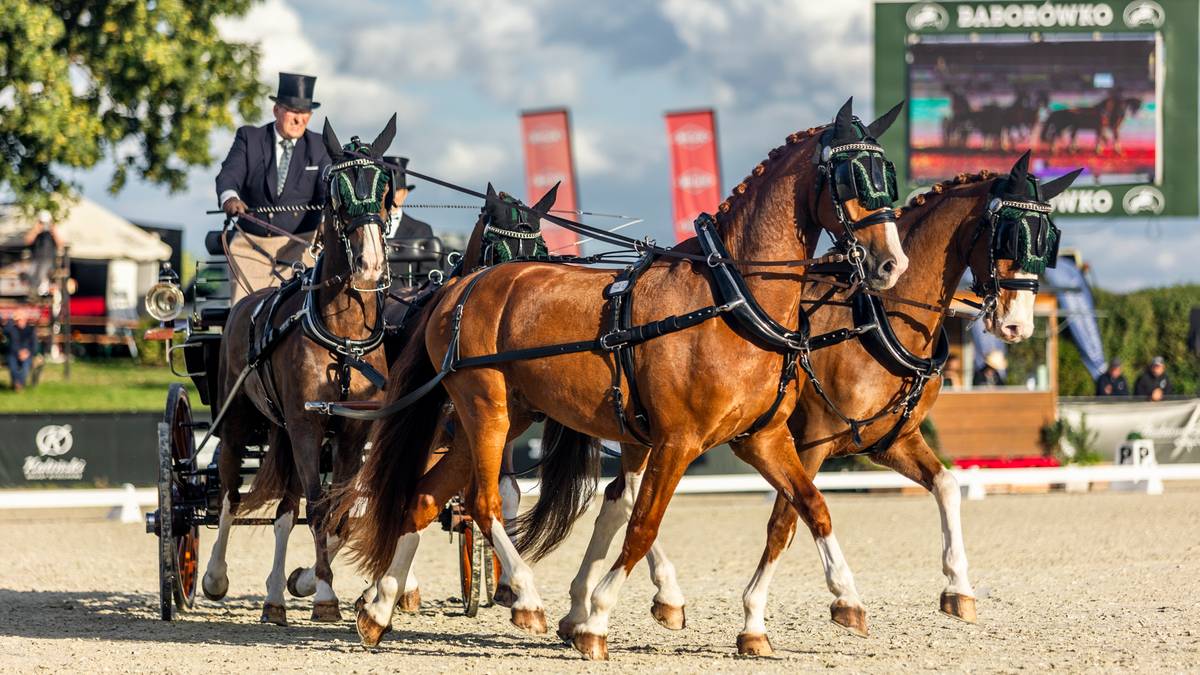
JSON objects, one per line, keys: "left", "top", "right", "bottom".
{"left": 814, "top": 125, "right": 901, "bottom": 282}
{"left": 322, "top": 150, "right": 394, "bottom": 293}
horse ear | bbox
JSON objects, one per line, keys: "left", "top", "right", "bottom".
{"left": 1008, "top": 149, "right": 1032, "bottom": 187}
{"left": 1041, "top": 168, "right": 1084, "bottom": 201}
{"left": 369, "top": 113, "right": 397, "bottom": 157}
{"left": 486, "top": 182, "right": 497, "bottom": 201}
{"left": 532, "top": 181, "right": 560, "bottom": 214}
{"left": 866, "top": 100, "right": 904, "bottom": 139}
{"left": 322, "top": 119, "right": 343, "bottom": 162}
{"left": 833, "top": 97, "right": 854, "bottom": 138}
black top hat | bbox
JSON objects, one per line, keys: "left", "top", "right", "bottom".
{"left": 383, "top": 156, "right": 416, "bottom": 191}
{"left": 269, "top": 72, "right": 320, "bottom": 111}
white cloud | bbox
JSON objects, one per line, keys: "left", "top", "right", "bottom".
{"left": 431, "top": 140, "right": 507, "bottom": 184}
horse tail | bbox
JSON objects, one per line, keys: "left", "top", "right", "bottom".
{"left": 331, "top": 293, "right": 450, "bottom": 579}
{"left": 513, "top": 420, "right": 600, "bottom": 561}
{"left": 239, "top": 430, "right": 299, "bottom": 514}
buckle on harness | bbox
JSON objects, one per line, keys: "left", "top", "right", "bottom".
{"left": 600, "top": 331, "right": 627, "bottom": 351}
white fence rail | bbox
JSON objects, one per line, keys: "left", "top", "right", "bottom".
{"left": 3, "top": 464, "right": 1197, "bottom": 522}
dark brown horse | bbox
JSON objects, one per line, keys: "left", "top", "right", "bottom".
{"left": 200, "top": 117, "right": 396, "bottom": 626}
{"left": 337, "top": 99, "right": 909, "bottom": 658}
{"left": 560, "top": 153, "right": 1081, "bottom": 656}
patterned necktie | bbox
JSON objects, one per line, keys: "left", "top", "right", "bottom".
{"left": 277, "top": 138, "right": 294, "bottom": 196}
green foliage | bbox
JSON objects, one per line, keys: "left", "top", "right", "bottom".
{"left": 1041, "top": 413, "right": 1102, "bottom": 465}
{"left": 1059, "top": 285, "right": 1200, "bottom": 396}
{"left": 0, "top": 0, "right": 264, "bottom": 214}
{"left": 0, "top": 358, "right": 194, "bottom": 412}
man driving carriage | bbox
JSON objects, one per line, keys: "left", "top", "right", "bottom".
{"left": 216, "top": 72, "right": 331, "bottom": 304}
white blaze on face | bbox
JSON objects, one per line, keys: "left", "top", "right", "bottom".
{"left": 990, "top": 272, "right": 1037, "bottom": 342}
{"left": 882, "top": 220, "right": 909, "bottom": 279}
{"left": 352, "top": 222, "right": 387, "bottom": 285}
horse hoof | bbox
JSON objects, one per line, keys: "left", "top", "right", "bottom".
{"left": 736, "top": 632, "right": 774, "bottom": 657}
{"left": 356, "top": 608, "right": 392, "bottom": 648}
{"left": 651, "top": 600, "right": 686, "bottom": 630}
{"left": 940, "top": 592, "right": 978, "bottom": 624}
{"left": 260, "top": 602, "right": 288, "bottom": 626}
{"left": 511, "top": 607, "right": 548, "bottom": 635}
{"left": 398, "top": 588, "right": 421, "bottom": 613}
{"left": 201, "top": 573, "right": 228, "bottom": 602}
{"left": 286, "top": 568, "right": 313, "bottom": 598}
{"left": 311, "top": 599, "right": 341, "bottom": 622}
{"left": 556, "top": 616, "right": 578, "bottom": 643}
{"left": 492, "top": 583, "right": 516, "bottom": 608}
{"left": 830, "top": 600, "right": 868, "bottom": 638}
{"left": 572, "top": 632, "right": 609, "bottom": 660}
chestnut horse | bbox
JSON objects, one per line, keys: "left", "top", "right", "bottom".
{"left": 557, "top": 152, "right": 1081, "bottom": 656}
{"left": 371, "top": 182, "right": 564, "bottom": 613}
{"left": 201, "top": 117, "right": 396, "bottom": 625}
{"left": 336, "top": 99, "right": 909, "bottom": 657}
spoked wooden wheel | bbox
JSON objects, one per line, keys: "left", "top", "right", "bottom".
{"left": 457, "top": 517, "right": 503, "bottom": 617}
{"left": 458, "top": 519, "right": 485, "bottom": 617}
{"left": 155, "top": 384, "right": 201, "bottom": 620}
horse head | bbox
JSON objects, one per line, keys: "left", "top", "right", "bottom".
{"left": 463, "top": 182, "right": 558, "bottom": 269}
{"left": 968, "top": 151, "right": 1081, "bottom": 342}
{"left": 811, "top": 97, "right": 909, "bottom": 290}
{"left": 321, "top": 114, "right": 397, "bottom": 291}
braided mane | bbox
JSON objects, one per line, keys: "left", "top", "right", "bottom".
{"left": 716, "top": 125, "right": 827, "bottom": 217}
{"left": 896, "top": 170, "right": 996, "bottom": 219}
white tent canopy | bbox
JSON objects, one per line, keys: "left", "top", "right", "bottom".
{"left": 0, "top": 197, "right": 171, "bottom": 262}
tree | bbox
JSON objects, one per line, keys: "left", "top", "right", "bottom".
{"left": 0, "top": 0, "right": 264, "bottom": 214}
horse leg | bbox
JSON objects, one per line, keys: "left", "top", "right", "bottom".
{"left": 737, "top": 442, "right": 830, "bottom": 656}
{"left": 572, "top": 442, "right": 696, "bottom": 660}
{"left": 493, "top": 440, "right": 520, "bottom": 606}
{"left": 732, "top": 426, "right": 867, "bottom": 639}
{"left": 872, "top": 433, "right": 976, "bottom": 623}
{"left": 557, "top": 444, "right": 664, "bottom": 640}
{"left": 457, "top": 405, "right": 549, "bottom": 634}
{"left": 355, "top": 430, "right": 472, "bottom": 645}
{"left": 202, "top": 439, "right": 244, "bottom": 602}
{"left": 284, "top": 432, "right": 339, "bottom": 623}
{"left": 262, "top": 490, "right": 299, "bottom": 626}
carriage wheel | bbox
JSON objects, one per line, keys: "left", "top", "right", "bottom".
{"left": 457, "top": 519, "right": 487, "bottom": 617}
{"left": 155, "top": 384, "right": 201, "bottom": 620}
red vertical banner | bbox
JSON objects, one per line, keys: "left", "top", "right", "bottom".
{"left": 520, "top": 109, "right": 580, "bottom": 255}
{"left": 665, "top": 109, "right": 722, "bottom": 243}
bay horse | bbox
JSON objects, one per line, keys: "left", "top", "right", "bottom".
{"left": 336, "top": 99, "right": 909, "bottom": 657}
{"left": 200, "top": 116, "right": 397, "bottom": 625}
{"left": 1041, "top": 93, "right": 1141, "bottom": 154}
{"left": 550, "top": 152, "right": 1081, "bottom": 655}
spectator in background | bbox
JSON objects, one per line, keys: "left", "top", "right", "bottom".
{"left": 942, "top": 354, "right": 963, "bottom": 389}
{"left": 24, "top": 210, "right": 61, "bottom": 298}
{"left": 3, "top": 313, "right": 37, "bottom": 391}
{"left": 973, "top": 350, "right": 1007, "bottom": 387}
{"left": 1095, "top": 358, "right": 1129, "bottom": 396}
{"left": 1133, "top": 356, "right": 1171, "bottom": 401}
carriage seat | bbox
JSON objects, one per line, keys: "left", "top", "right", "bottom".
{"left": 204, "top": 229, "right": 233, "bottom": 257}
{"left": 197, "top": 306, "right": 231, "bottom": 329}
{"left": 388, "top": 237, "right": 443, "bottom": 263}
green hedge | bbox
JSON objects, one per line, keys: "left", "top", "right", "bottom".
{"left": 1058, "top": 284, "right": 1200, "bottom": 397}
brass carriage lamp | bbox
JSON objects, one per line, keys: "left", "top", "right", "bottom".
{"left": 145, "top": 262, "right": 185, "bottom": 323}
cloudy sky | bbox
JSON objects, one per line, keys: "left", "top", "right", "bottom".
{"left": 72, "top": 0, "right": 1198, "bottom": 291}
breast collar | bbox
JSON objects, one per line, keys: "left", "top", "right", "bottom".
{"left": 850, "top": 292, "right": 949, "bottom": 378}
{"left": 694, "top": 213, "right": 809, "bottom": 352}
{"left": 299, "top": 254, "right": 386, "bottom": 357}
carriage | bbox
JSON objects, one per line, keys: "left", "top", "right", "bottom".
{"left": 141, "top": 220, "right": 499, "bottom": 620}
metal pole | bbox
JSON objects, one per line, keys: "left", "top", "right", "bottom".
{"left": 62, "top": 246, "right": 71, "bottom": 381}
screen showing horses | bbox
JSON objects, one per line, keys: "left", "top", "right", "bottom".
{"left": 908, "top": 33, "right": 1158, "bottom": 187}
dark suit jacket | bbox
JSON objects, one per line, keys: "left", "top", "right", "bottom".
{"left": 390, "top": 212, "right": 434, "bottom": 239}
{"left": 215, "top": 123, "right": 330, "bottom": 236}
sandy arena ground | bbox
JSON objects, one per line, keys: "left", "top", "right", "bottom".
{"left": 1, "top": 489, "right": 1198, "bottom": 672}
